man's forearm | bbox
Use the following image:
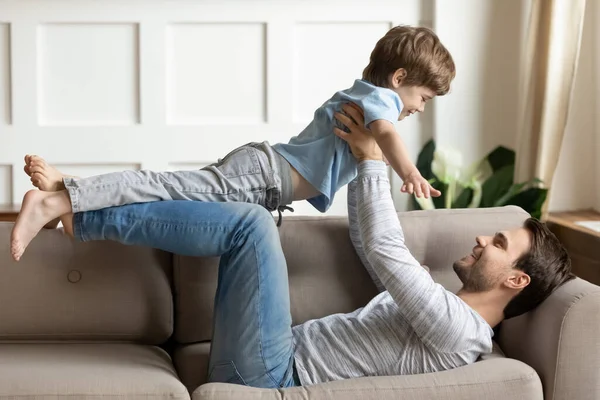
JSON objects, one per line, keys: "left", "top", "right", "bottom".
{"left": 347, "top": 179, "right": 385, "bottom": 292}
{"left": 354, "top": 161, "right": 434, "bottom": 308}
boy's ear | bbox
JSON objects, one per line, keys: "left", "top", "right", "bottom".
{"left": 390, "top": 68, "right": 407, "bottom": 89}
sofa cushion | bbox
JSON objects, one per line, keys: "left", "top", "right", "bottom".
{"left": 192, "top": 356, "right": 541, "bottom": 400}
{"left": 0, "top": 344, "right": 189, "bottom": 399}
{"left": 174, "top": 206, "right": 530, "bottom": 344}
{"left": 173, "top": 340, "right": 508, "bottom": 395}
{"left": 0, "top": 224, "right": 173, "bottom": 344}
{"left": 174, "top": 342, "right": 211, "bottom": 393}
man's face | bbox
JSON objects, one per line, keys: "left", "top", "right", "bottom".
{"left": 453, "top": 228, "right": 532, "bottom": 292}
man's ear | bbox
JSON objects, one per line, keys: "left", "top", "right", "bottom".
{"left": 504, "top": 271, "right": 530, "bottom": 291}
{"left": 390, "top": 68, "right": 407, "bottom": 89}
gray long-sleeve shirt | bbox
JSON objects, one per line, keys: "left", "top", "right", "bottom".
{"left": 292, "top": 161, "right": 493, "bottom": 386}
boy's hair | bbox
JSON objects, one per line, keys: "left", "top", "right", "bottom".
{"left": 362, "top": 25, "right": 456, "bottom": 95}
{"left": 503, "top": 218, "right": 575, "bottom": 319}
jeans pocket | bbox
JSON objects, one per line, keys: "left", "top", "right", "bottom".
{"left": 216, "top": 146, "right": 262, "bottom": 178}
{"left": 208, "top": 361, "right": 247, "bottom": 386}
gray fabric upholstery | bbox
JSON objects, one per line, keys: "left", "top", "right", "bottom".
{"left": 0, "top": 344, "right": 189, "bottom": 399}
{"left": 174, "top": 343, "right": 211, "bottom": 394}
{"left": 193, "top": 357, "right": 542, "bottom": 400}
{"left": 499, "top": 277, "right": 600, "bottom": 400}
{"left": 0, "top": 224, "right": 173, "bottom": 344}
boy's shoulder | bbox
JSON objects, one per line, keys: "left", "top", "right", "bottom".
{"left": 344, "top": 79, "right": 390, "bottom": 94}
{"left": 340, "top": 79, "right": 400, "bottom": 102}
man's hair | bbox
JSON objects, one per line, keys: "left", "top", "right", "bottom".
{"left": 503, "top": 218, "right": 574, "bottom": 319}
{"left": 362, "top": 25, "right": 456, "bottom": 95}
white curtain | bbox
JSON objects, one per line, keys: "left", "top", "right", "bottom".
{"left": 515, "top": 0, "right": 587, "bottom": 220}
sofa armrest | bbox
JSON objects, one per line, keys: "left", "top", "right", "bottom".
{"left": 192, "top": 358, "right": 541, "bottom": 400}
{"left": 498, "top": 278, "right": 600, "bottom": 400}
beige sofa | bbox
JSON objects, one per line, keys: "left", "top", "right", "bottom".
{"left": 0, "top": 206, "right": 598, "bottom": 400}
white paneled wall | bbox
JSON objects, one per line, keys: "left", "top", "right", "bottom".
{"left": 0, "top": 23, "right": 9, "bottom": 126}
{"left": 0, "top": 0, "right": 432, "bottom": 215}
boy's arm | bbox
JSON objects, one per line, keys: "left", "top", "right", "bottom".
{"left": 368, "top": 119, "right": 418, "bottom": 182}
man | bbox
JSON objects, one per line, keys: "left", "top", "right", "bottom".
{"left": 10, "top": 104, "right": 572, "bottom": 388}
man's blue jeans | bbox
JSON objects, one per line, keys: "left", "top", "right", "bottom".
{"left": 73, "top": 201, "right": 298, "bottom": 388}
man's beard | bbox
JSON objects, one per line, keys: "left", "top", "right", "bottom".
{"left": 453, "top": 259, "right": 495, "bottom": 292}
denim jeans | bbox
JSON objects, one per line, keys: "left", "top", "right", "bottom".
{"left": 64, "top": 142, "right": 294, "bottom": 214}
{"left": 74, "top": 200, "right": 299, "bottom": 388}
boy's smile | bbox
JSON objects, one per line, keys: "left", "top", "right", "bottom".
{"left": 396, "top": 85, "right": 436, "bottom": 120}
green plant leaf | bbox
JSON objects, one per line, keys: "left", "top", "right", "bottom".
{"left": 493, "top": 177, "right": 544, "bottom": 207}
{"left": 480, "top": 164, "right": 514, "bottom": 207}
{"left": 452, "top": 187, "right": 473, "bottom": 208}
{"left": 414, "top": 195, "right": 435, "bottom": 210}
{"left": 432, "top": 180, "right": 448, "bottom": 209}
{"left": 411, "top": 197, "right": 422, "bottom": 210}
{"left": 416, "top": 139, "right": 436, "bottom": 180}
{"left": 503, "top": 188, "right": 548, "bottom": 219}
{"left": 493, "top": 181, "right": 528, "bottom": 207}
{"left": 486, "top": 146, "right": 515, "bottom": 172}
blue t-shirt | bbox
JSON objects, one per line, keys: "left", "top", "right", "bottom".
{"left": 273, "top": 79, "right": 402, "bottom": 212}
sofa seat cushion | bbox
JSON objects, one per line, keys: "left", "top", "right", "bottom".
{"left": 193, "top": 357, "right": 541, "bottom": 400}
{"left": 174, "top": 342, "right": 211, "bottom": 393}
{"left": 0, "top": 343, "right": 189, "bottom": 400}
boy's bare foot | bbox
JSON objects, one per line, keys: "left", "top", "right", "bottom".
{"left": 23, "top": 154, "right": 66, "bottom": 192}
{"left": 10, "top": 190, "right": 72, "bottom": 261}
{"left": 23, "top": 154, "right": 72, "bottom": 229}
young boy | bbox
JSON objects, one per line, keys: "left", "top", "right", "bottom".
{"left": 12, "top": 25, "right": 455, "bottom": 261}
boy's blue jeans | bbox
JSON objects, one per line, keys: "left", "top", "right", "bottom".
{"left": 74, "top": 200, "right": 299, "bottom": 388}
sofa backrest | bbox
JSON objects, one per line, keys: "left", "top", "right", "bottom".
{"left": 0, "top": 223, "right": 174, "bottom": 344}
{"left": 173, "top": 206, "right": 530, "bottom": 344}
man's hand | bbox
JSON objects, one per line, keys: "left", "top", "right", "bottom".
{"left": 401, "top": 169, "right": 441, "bottom": 198}
{"left": 333, "top": 103, "right": 383, "bottom": 162}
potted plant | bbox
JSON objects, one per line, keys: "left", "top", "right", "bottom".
{"left": 412, "top": 139, "right": 547, "bottom": 219}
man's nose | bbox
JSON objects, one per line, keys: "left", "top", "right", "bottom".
{"left": 418, "top": 104, "right": 425, "bottom": 113}
{"left": 476, "top": 236, "right": 488, "bottom": 247}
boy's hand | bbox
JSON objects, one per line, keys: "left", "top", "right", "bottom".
{"left": 401, "top": 170, "right": 442, "bottom": 198}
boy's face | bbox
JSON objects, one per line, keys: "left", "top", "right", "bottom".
{"left": 396, "top": 85, "right": 436, "bottom": 121}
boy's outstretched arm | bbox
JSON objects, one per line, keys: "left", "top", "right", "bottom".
{"left": 368, "top": 120, "right": 440, "bottom": 199}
